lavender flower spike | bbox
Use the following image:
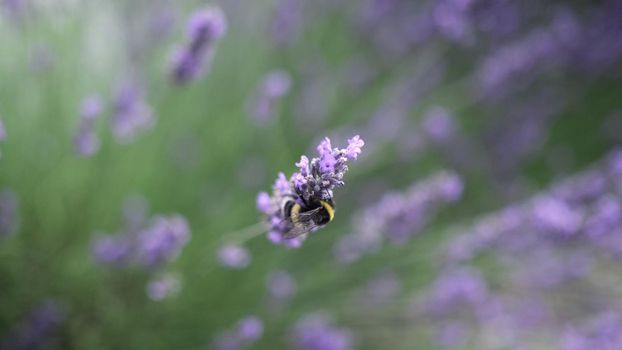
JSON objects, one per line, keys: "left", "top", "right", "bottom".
{"left": 111, "top": 81, "right": 154, "bottom": 144}
{"left": 257, "top": 135, "right": 365, "bottom": 247}
{"left": 248, "top": 70, "right": 292, "bottom": 126}
{"left": 171, "top": 5, "right": 227, "bottom": 85}
{"left": 73, "top": 95, "right": 103, "bottom": 157}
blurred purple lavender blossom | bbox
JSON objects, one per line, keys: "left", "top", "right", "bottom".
{"left": 217, "top": 244, "right": 251, "bottom": 269}
{"left": 473, "top": 4, "right": 622, "bottom": 99}
{"left": 0, "top": 189, "right": 18, "bottom": 237}
{"left": 443, "top": 149, "right": 622, "bottom": 265}
{"left": 1, "top": 0, "right": 26, "bottom": 20}
{"left": 257, "top": 136, "right": 364, "bottom": 247}
{"left": 358, "top": 271, "right": 401, "bottom": 306}
{"left": 561, "top": 311, "right": 622, "bottom": 350}
{"left": 136, "top": 215, "right": 190, "bottom": 268}
{"left": 247, "top": 70, "right": 292, "bottom": 126}
{"left": 146, "top": 274, "right": 181, "bottom": 301}
{"left": 421, "top": 266, "right": 489, "bottom": 317}
{"left": 269, "top": 0, "right": 303, "bottom": 47}
{"left": 91, "top": 233, "right": 134, "bottom": 267}
{"left": 267, "top": 270, "right": 297, "bottom": 305}
{"left": 334, "top": 171, "right": 463, "bottom": 264}
{"left": 212, "top": 315, "right": 263, "bottom": 350}
{"left": 432, "top": 0, "right": 476, "bottom": 45}
{"left": 291, "top": 313, "right": 353, "bottom": 350}
{"left": 237, "top": 316, "right": 263, "bottom": 344}
{"left": 171, "top": 5, "right": 227, "bottom": 85}
{"left": 474, "top": 13, "right": 572, "bottom": 98}
{"left": 73, "top": 95, "right": 103, "bottom": 157}
{"left": 111, "top": 81, "right": 154, "bottom": 143}
{"left": 91, "top": 211, "right": 190, "bottom": 270}
{"left": 0, "top": 301, "right": 65, "bottom": 350}
{"left": 148, "top": 3, "right": 176, "bottom": 41}
{"left": 421, "top": 105, "right": 457, "bottom": 143}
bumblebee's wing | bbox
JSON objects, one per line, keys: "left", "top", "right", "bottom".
{"left": 282, "top": 208, "right": 322, "bottom": 239}
{"left": 283, "top": 224, "right": 312, "bottom": 239}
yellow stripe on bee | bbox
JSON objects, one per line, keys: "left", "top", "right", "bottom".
{"left": 320, "top": 200, "right": 334, "bottom": 222}
{"left": 291, "top": 203, "right": 301, "bottom": 222}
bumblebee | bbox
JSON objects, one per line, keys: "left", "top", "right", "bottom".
{"left": 281, "top": 195, "right": 335, "bottom": 239}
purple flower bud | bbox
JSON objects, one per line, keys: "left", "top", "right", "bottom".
{"left": 274, "top": 172, "right": 291, "bottom": 194}
{"left": 319, "top": 153, "right": 337, "bottom": 173}
{"left": 256, "top": 192, "right": 272, "bottom": 214}
{"left": 345, "top": 135, "right": 364, "bottom": 160}
{"left": 295, "top": 156, "right": 310, "bottom": 175}
{"left": 217, "top": 244, "right": 251, "bottom": 269}
{"left": 316, "top": 137, "right": 332, "bottom": 156}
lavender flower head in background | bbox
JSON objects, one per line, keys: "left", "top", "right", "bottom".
{"left": 217, "top": 243, "right": 251, "bottom": 269}
{"left": 91, "top": 213, "right": 190, "bottom": 269}
{"left": 291, "top": 313, "right": 353, "bottom": 350}
{"left": 267, "top": 270, "right": 297, "bottom": 303}
{"left": 136, "top": 215, "right": 190, "bottom": 268}
{"left": 256, "top": 135, "right": 364, "bottom": 247}
{"left": 247, "top": 69, "right": 292, "bottom": 126}
{"left": 0, "top": 301, "right": 65, "bottom": 350}
{"left": 334, "top": 171, "right": 463, "bottom": 264}
{"left": 263, "top": 270, "right": 298, "bottom": 312}
{"left": 171, "top": 5, "right": 227, "bottom": 85}
{"left": 111, "top": 81, "right": 154, "bottom": 143}
{"left": 73, "top": 95, "right": 103, "bottom": 157}
{"left": 146, "top": 274, "right": 181, "bottom": 301}
{"left": 212, "top": 315, "right": 264, "bottom": 350}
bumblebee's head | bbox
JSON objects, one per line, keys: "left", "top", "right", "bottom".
{"left": 316, "top": 199, "right": 335, "bottom": 225}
